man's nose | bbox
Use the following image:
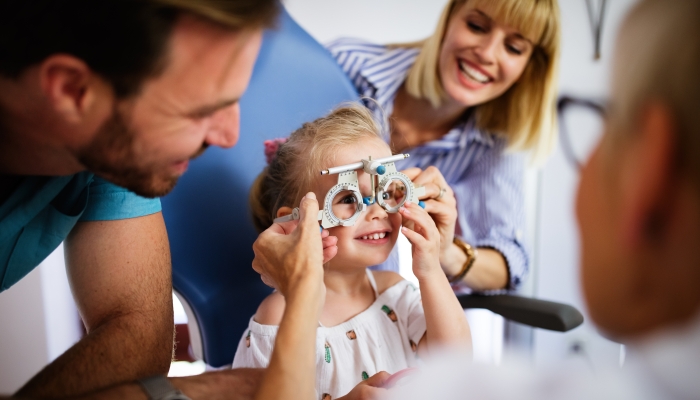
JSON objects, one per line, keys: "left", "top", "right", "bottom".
{"left": 205, "top": 103, "right": 240, "bottom": 149}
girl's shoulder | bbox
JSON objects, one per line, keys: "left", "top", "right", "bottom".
{"left": 371, "top": 270, "right": 405, "bottom": 295}
{"left": 253, "top": 291, "right": 286, "bottom": 327}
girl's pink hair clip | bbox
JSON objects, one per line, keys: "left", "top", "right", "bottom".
{"left": 263, "top": 138, "right": 287, "bottom": 164}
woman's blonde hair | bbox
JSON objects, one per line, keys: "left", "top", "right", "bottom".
{"left": 250, "top": 103, "right": 387, "bottom": 232}
{"left": 399, "top": 0, "right": 560, "bottom": 161}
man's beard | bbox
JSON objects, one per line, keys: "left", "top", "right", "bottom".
{"left": 79, "top": 108, "right": 180, "bottom": 198}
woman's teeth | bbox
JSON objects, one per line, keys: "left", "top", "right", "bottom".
{"left": 361, "top": 232, "right": 386, "bottom": 240}
{"left": 459, "top": 61, "right": 490, "bottom": 84}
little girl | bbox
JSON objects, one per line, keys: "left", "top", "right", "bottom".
{"left": 233, "top": 103, "right": 470, "bottom": 399}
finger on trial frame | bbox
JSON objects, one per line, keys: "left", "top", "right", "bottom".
{"left": 270, "top": 217, "right": 299, "bottom": 235}
{"left": 401, "top": 202, "right": 438, "bottom": 234}
{"left": 401, "top": 167, "right": 452, "bottom": 201}
{"left": 403, "top": 166, "right": 449, "bottom": 187}
{"left": 296, "top": 192, "right": 322, "bottom": 235}
{"left": 420, "top": 195, "right": 457, "bottom": 215}
{"left": 422, "top": 182, "right": 454, "bottom": 201}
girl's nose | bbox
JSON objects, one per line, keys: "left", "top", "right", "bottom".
{"left": 365, "top": 201, "right": 389, "bottom": 220}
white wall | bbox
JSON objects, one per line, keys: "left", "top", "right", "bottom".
{"left": 0, "top": 267, "right": 49, "bottom": 394}
{"left": 284, "top": 0, "right": 449, "bottom": 44}
{"left": 533, "top": 0, "right": 638, "bottom": 370}
{"left": 0, "top": 245, "right": 80, "bottom": 394}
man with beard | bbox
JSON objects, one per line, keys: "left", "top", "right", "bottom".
{"left": 0, "top": 1, "right": 286, "bottom": 398}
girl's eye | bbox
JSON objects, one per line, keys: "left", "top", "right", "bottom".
{"left": 340, "top": 195, "right": 357, "bottom": 205}
{"left": 382, "top": 191, "right": 393, "bottom": 200}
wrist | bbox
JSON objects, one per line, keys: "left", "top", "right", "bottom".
{"left": 441, "top": 242, "right": 466, "bottom": 277}
{"left": 285, "top": 274, "right": 324, "bottom": 312}
{"left": 414, "top": 265, "right": 445, "bottom": 283}
{"left": 282, "top": 259, "right": 323, "bottom": 295}
{"left": 447, "top": 237, "right": 477, "bottom": 284}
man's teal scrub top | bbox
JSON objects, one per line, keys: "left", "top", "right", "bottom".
{"left": 0, "top": 172, "right": 161, "bottom": 292}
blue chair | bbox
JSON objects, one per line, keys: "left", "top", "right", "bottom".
{"left": 161, "top": 8, "right": 358, "bottom": 368}
{"left": 162, "top": 7, "right": 583, "bottom": 369}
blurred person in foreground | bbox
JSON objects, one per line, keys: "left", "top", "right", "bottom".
{"left": 385, "top": 0, "right": 700, "bottom": 398}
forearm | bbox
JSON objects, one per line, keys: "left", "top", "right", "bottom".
{"left": 15, "top": 312, "right": 173, "bottom": 399}
{"left": 442, "top": 244, "right": 508, "bottom": 291}
{"left": 59, "top": 369, "right": 262, "bottom": 400}
{"left": 254, "top": 277, "right": 323, "bottom": 400}
{"left": 417, "top": 269, "right": 471, "bottom": 351}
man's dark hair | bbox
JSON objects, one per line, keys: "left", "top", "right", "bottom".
{"left": 0, "top": 0, "right": 278, "bottom": 98}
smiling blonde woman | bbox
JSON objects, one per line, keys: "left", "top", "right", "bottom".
{"left": 327, "top": 0, "right": 560, "bottom": 293}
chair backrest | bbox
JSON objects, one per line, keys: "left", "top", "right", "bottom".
{"left": 161, "top": 8, "right": 359, "bottom": 368}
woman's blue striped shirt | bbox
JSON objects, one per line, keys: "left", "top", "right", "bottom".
{"left": 327, "top": 38, "right": 529, "bottom": 292}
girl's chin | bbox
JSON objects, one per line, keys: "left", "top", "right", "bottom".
{"left": 330, "top": 254, "right": 394, "bottom": 269}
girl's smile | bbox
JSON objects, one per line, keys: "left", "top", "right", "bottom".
{"left": 316, "top": 137, "right": 402, "bottom": 269}
{"left": 354, "top": 228, "right": 392, "bottom": 244}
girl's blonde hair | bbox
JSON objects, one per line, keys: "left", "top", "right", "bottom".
{"left": 250, "top": 103, "right": 386, "bottom": 232}
{"left": 398, "top": 0, "right": 560, "bottom": 161}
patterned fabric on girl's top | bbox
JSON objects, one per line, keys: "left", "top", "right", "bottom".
{"left": 232, "top": 269, "right": 426, "bottom": 399}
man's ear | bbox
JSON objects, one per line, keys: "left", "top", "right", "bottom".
{"left": 619, "top": 101, "right": 676, "bottom": 248}
{"left": 38, "top": 54, "right": 110, "bottom": 123}
{"left": 276, "top": 206, "right": 294, "bottom": 218}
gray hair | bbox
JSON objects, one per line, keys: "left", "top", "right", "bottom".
{"left": 609, "top": 0, "right": 700, "bottom": 181}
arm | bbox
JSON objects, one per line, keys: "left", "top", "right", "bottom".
{"left": 441, "top": 246, "right": 508, "bottom": 292}
{"left": 10, "top": 370, "right": 265, "bottom": 400}
{"left": 71, "top": 193, "right": 326, "bottom": 400}
{"left": 16, "top": 212, "right": 174, "bottom": 398}
{"left": 251, "top": 193, "right": 327, "bottom": 400}
{"left": 404, "top": 144, "right": 528, "bottom": 291}
{"left": 452, "top": 146, "right": 527, "bottom": 291}
{"left": 399, "top": 201, "right": 471, "bottom": 351}
{"left": 72, "top": 369, "right": 263, "bottom": 400}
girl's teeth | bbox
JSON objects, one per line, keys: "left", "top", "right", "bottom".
{"left": 361, "top": 232, "right": 387, "bottom": 240}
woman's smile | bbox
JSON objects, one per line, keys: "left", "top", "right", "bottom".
{"left": 457, "top": 58, "right": 494, "bottom": 89}
{"left": 438, "top": 7, "right": 532, "bottom": 108}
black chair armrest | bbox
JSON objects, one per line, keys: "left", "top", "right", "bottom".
{"left": 457, "top": 294, "right": 584, "bottom": 332}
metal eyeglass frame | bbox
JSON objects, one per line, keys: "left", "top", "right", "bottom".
{"left": 273, "top": 154, "right": 425, "bottom": 229}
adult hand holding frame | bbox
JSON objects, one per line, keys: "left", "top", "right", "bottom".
{"left": 273, "top": 154, "right": 426, "bottom": 229}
